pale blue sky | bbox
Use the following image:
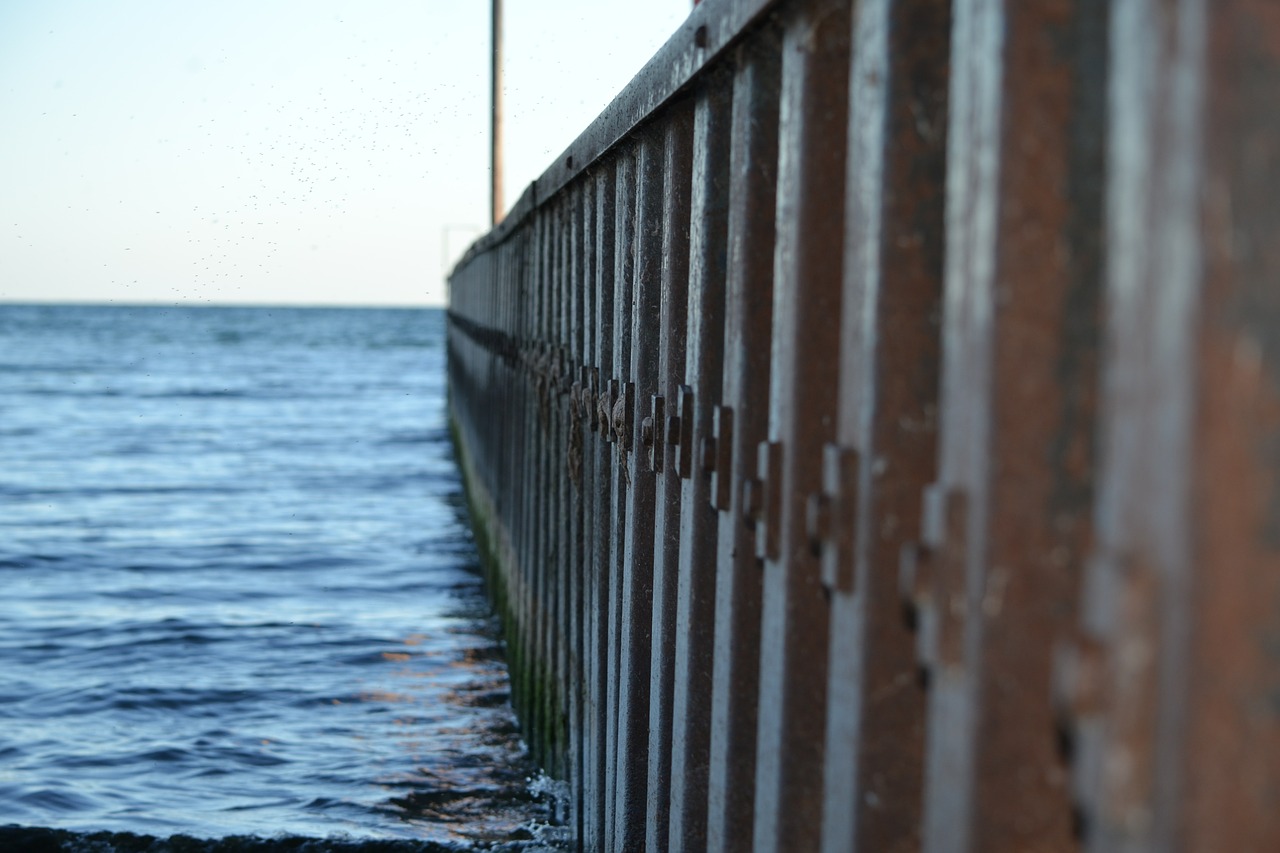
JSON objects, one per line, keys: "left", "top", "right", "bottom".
{"left": 0, "top": 0, "right": 689, "bottom": 306}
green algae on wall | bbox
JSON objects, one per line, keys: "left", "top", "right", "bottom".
{"left": 449, "top": 409, "right": 567, "bottom": 778}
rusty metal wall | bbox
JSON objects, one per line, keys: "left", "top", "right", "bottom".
{"left": 446, "top": 0, "right": 1280, "bottom": 850}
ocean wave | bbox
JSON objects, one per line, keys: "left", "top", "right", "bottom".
{"left": 0, "top": 826, "right": 470, "bottom": 852}
{"left": 0, "top": 306, "right": 552, "bottom": 844}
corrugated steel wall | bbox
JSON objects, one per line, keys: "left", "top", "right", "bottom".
{"left": 446, "top": 0, "right": 1280, "bottom": 850}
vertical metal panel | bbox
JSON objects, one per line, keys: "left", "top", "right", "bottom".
{"left": 605, "top": 148, "right": 637, "bottom": 853}
{"left": 541, "top": 204, "right": 559, "bottom": 771}
{"left": 517, "top": 218, "right": 538, "bottom": 748}
{"left": 753, "top": 2, "right": 851, "bottom": 851}
{"left": 567, "top": 182, "right": 586, "bottom": 841}
{"left": 613, "top": 129, "right": 664, "bottom": 853}
{"left": 818, "top": 0, "right": 949, "bottom": 850}
{"left": 548, "top": 198, "right": 565, "bottom": 780}
{"left": 521, "top": 213, "right": 538, "bottom": 759}
{"left": 502, "top": 240, "right": 516, "bottom": 622}
{"left": 578, "top": 180, "right": 596, "bottom": 853}
{"left": 575, "top": 175, "right": 596, "bottom": 853}
{"left": 554, "top": 196, "right": 570, "bottom": 781}
{"left": 969, "top": 2, "right": 1105, "bottom": 851}
{"left": 705, "top": 27, "right": 782, "bottom": 853}
{"left": 588, "top": 163, "right": 617, "bottom": 853}
{"left": 644, "top": 99, "right": 694, "bottom": 853}
{"left": 667, "top": 62, "right": 734, "bottom": 853}
{"left": 546, "top": 203, "right": 561, "bottom": 777}
{"left": 531, "top": 208, "right": 551, "bottom": 768}
{"left": 517, "top": 222, "right": 537, "bottom": 751}
{"left": 1183, "top": 2, "right": 1280, "bottom": 849}
{"left": 907, "top": 1, "right": 1004, "bottom": 848}
{"left": 524, "top": 214, "right": 539, "bottom": 719}
{"left": 900, "top": 2, "right": 1109, "bottom": 852}
{"left": 554, "top": 193, "right": 571, "bottom": 781}
{"left": 1062, "top": 2, "right": 1204, "bottom": 851}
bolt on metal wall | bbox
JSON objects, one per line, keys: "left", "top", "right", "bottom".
{"left": 447, "top": 0, "right": 1280, "bottom": 850}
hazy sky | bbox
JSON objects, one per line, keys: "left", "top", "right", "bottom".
{"left": 0, "top": 0, "right": 690, "bottom": 307}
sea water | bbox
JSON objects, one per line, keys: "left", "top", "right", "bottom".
{"left": 0, "top": 305, "right": 559, "bottom": 850}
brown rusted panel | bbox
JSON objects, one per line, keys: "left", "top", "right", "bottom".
{"left": 1061, "top": 2, "right": 1202, "bottom": 851}
{"left": 898, "top": 1, "right": 1107, "bottom": 851}
{"left": 969, "top": 10, "right": 1106, "bottom": 851}
{"left": 902, "top": 1, "right": 1005, "bottom": 845}
{"left": 705, "top": 23, "right": 782, "bottom": 853}
{"left": 818, "top": 1, "right": 948, "bottom": 845}
{"left": 1183, "top": 6, "right": 1280, "bottom": 851}
{"left": 752, "top": 1, "right": 851, "bottom": 851}
{"left": 1061, "top": 2, "right": 1280, "bottom": 852}
{"left": 668, "top": 61, "right": 734, "bottom": 853}
{"left": 644, "top": 99, "right": 694, "bottom": 853}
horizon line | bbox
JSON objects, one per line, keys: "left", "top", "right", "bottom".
{"left": 0, "top": 298, "right": 446, "bottom": 311}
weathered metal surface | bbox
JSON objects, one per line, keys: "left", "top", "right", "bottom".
{"left": 703, "top": 26, "right": 781, "bottom": 853}
{"left": 612, "top": 128, "right": 665, "bottom": 853}
{"left": 585, "top": 164, "right": 614, "bottom": 853}
{"left": 667, "top": 63, "right": 733, "bottom": 853}
{"left": 819, "top": 0, "right": 949, "bottom": 850}
{"left": 644, "top": 101, "right": 694, "bottom": 853}
{"left": 446, "top": 0, "right": 1280, "bottom": 850}
{"left": 1186, "top": 5, "right": 1280, "bottom": 849}
{"left": 605, "top": 148, "right": 635, "bottom": 853}
{"left": 751, "top": 1, "right": 850, "bottom": 850}
{"left": 889, "top": 1, "right": 1109, "bottom": 851}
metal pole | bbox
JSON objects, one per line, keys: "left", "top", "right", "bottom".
{"left": 491, "top": 0, "right": 504, "bottom": 226}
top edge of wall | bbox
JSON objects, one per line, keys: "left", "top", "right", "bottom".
{"left": 451, "top": 0, "right": 780, "bottom": 276}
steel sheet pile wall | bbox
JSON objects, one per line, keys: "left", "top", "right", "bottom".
{"left": 447, "top": 0, "right": 1280, "bottom": 850}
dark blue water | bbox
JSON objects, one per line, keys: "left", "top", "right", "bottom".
{"left": 0, "top": 305, "right": 560, "bottom": 851}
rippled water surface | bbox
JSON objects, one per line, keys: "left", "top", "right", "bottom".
{"left": 0, "top": 305, "right": 555, "bottom": 849}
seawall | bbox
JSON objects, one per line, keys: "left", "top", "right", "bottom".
{"left": 448, "top": 0, "right": 1280, "bottom": 850}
